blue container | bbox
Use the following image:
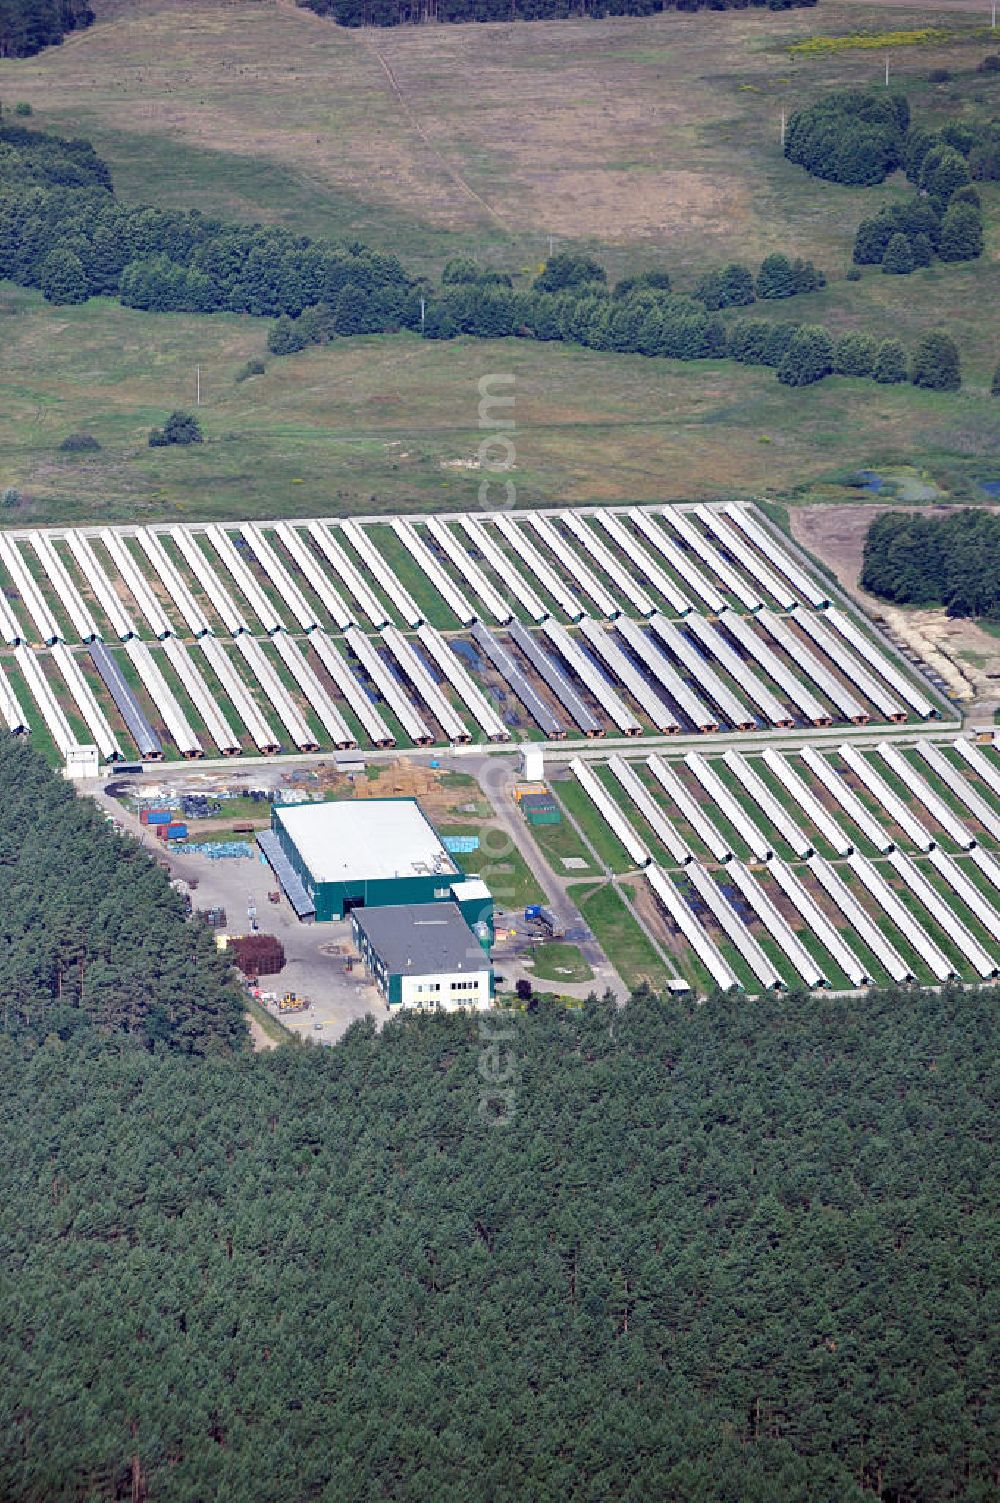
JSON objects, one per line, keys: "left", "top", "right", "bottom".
{"left": 147, "top": 810, "right": 171, "bottom": 826}
{"left": 166, "top": 822, "right": 188, "bottom": 839}
{"left": 524, "top": 904, "right": 542, "bottom": 920}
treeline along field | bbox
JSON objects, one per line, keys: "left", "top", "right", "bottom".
{"left": 1, "top": 121, "right": 980, "bottom": 396}
{"left": 298, "top": 0, "right": 815, "bottom": 29}
{"left": 0, "top": 0, "right": 92, "bottom": 58}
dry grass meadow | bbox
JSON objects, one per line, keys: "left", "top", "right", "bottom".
{"left": 0, "top": 0, "right": 996, "bottom": 520}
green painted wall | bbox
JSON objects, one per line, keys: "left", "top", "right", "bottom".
{"left": 271, "top": 810, "right": 461, "bottom": 921}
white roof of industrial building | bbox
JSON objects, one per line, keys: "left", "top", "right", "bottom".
{"left": 450, "top": 878, "right": 492, "bottom": 902}
{"left": 274, "top": 798, "right": 457, "bottom": 885}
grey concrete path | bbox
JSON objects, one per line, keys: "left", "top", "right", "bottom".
{"left": 474, "top": 760, "right": 629, "bottom": 1002}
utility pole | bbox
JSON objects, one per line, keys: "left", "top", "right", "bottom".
{"left": 420, "top": 297, "right": 426, "bottom": 334}
{"left": 885, "top": 55, "right": 890, "bottom": 87}
{"left": 548, "top": 234, "right": 555, "bottom": 258}
{"left": 993, "top": 0, "right": 997, "bottom": 29}
{"left": 196, "top": 365, "right": 201, "bottom": 407}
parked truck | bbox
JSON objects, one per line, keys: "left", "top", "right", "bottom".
{"left": 524, "top": 904, "right": 564, "bottom": 940}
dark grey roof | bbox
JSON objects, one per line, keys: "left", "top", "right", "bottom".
{"left": 354, "top": 903, "right": 488, "bottom": 976}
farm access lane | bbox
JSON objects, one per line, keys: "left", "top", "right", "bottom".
{"left": 467, "top": 755, "right": 629, "bottom": 1003}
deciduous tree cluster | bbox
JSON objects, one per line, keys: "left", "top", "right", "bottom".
{"left": 0, "top": 0, "right": 92, "bottom": 57}
{"left": 861, "top": 505, "right": 1000, "bottom": 616}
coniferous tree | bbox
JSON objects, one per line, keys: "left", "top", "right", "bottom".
{"left": 910, "top": 232, "right": 934, "bottom": 268}
{"left": 833, "top": 331, "right": 877, "bottom": 378}
{"left": 881, "top": 233, "right": 914, "bottom": 275}
{"left": 937, "top": 201, "right": 984, "bottom": 262}
{"left": 756, "top": 253, "right": 796, "bottom": 300}
{"left": 776, "top": 324, "right": 834, "bottom": 386}
{"left": 910, "top": 331, "right": 961, "bottom": 391}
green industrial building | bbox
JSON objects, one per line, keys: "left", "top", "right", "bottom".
{"left": 264, "top": 798, "right": 494, "bottom": 940}
{"left": 352, "top": 902, "right": 494, "bottom": 1011}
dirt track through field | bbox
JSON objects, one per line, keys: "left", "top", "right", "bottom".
{"left": 352, "top": 23, "right": 520, "bottom": 239}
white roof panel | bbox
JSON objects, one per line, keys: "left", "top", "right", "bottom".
{"left": 275, "top": 799, "right": 458, "bottom": 886}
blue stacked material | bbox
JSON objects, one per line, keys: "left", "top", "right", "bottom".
{"left": 443, "top": 834, "right": 480, "bottom": 854}
{"left": 175, "top": 841, "right": 255, "bottom": 860}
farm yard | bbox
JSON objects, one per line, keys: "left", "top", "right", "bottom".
{"left": 551, "top": 739, "right": 1000, "bottom": 995}
{"left": 0, "top": 502, "right": 952, "bottom": 765}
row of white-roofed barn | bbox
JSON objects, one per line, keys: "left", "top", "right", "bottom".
{"left": 0, "top": 505, "right": 953, "bottom": 763}
{"left": 552, "top": 743, "right": 1000, "bottom": 994}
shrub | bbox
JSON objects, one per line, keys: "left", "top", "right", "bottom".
{"left": 873, "top": 339, "right": 908, "bottom": 384}
{"left": 927, "top": 68, "right": 951, "bottom": 82}
{"left": 776, "top": 324, "right": 834, "bottom": 386}
{"left": 58, "top": 432, "right": 101, "bottom": 452}
{"left": 845, "top": 264, "right": 862, "bottom": 281}
{"left": 1, "top": 486, "right": 22, "bottom": 508}
{"left": 149, "top": 411, "right": 203, "bottom": 447}
{"left": 234, "top": 359, "right": 266, "bottom": 383}
{"left": 910, "top": 331, "right": 961, "bottom": 391}
{"left": 882, "top": 233, "right": 914, "bottom": 275}
{"left": 992, "top": 362, "right": 1000, "bottom": 398}
{"left": 14, "top": 101, "right": 32, "bottom": 116}
{"left": 977, "top": 53, "right": 1000, "bottom": 73}
{"left": 694, "top": 263, "right": 755, "bottom": 311}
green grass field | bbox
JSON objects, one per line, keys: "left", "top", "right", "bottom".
{"left": 526, "top": 940, "right": 594, "bottom": 984}
{"left": 0, "top": 0, "right": 994, "bottom": 524}
{"left": 571, "top": 881, "right": 673, "bottom": 992}
{"left": 2, "top": 288, "right": 992, "bottom": 526}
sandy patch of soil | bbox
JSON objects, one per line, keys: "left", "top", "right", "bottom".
{"left": 791, "top": 504, "right": 1000, "bottom": 717}
{"left": 248, "top": 1014, "right": 279, "bottom": 1051}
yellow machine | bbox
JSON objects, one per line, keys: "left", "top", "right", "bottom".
{"left": 278, "top": 991, "right": 309, "bottom": 1014}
